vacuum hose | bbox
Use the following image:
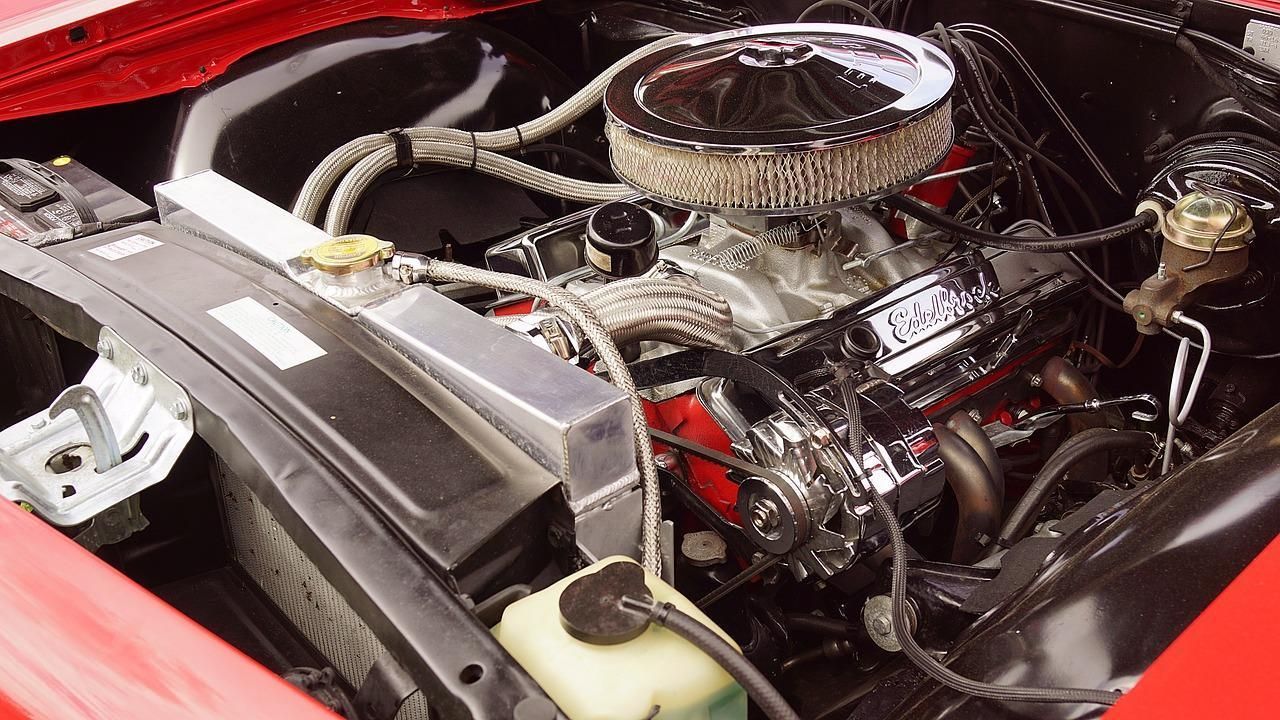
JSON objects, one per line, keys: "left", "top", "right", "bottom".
{"left": 884, "top": 194, "right": 1158, "bottom": 252}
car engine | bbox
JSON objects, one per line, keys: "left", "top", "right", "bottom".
{"left": 3, "top": 1, "right": 1280, "bottom": 719}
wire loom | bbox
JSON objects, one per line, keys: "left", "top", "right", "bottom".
{"left": 605, "top": 101, "right": 953, "bottom": 213}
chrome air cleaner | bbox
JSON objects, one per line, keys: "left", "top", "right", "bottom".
{"left": 604, "top": 24, "right": 956, "bottom": 216}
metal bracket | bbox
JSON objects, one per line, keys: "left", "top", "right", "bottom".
{"left": 353, "top": 652, "right": 418, "bottom": 720}
{"left": 984, "top": 394, "right": 1162, "bottom": 448}
{"left": 0, "top": 327, "right": 193, "bottom": 526}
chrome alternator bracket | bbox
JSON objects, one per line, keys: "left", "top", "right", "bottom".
{"left": 0, "top": 327, "right": 193, "bottom": 526}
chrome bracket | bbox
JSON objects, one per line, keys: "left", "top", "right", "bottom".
{"left": 0, "top": 327, "right": 193, "bottom": 526}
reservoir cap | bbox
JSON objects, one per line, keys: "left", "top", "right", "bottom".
{"left": 559, "top": 561, "right": 653, "bottom": 645}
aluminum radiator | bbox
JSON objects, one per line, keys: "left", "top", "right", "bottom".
{"left": 215, "top": 459, "right": 429, "bottom": 719}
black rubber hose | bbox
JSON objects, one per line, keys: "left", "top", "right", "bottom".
{"left": 883, "top": 194, "right": 1158, "bottom": 252}
{"left": 785, "top": 612, "right": 859, "bottom": 638}
{"left": 622, "top": 598, "right": 801, "bottom": 720}
{"left": 998, "top": 428, "right": 1155, "bottom": 547}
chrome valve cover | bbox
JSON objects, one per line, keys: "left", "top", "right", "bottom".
{"left": 720, "top": 241, "right": 1083, "bottom": 579}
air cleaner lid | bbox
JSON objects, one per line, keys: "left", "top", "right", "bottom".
{"left": 605, "top": 24, "right": 955, "bottom": 153}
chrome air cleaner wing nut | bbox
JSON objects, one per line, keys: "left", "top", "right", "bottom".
{"left": 604, "top": 24, "right": 956, "bottom": 216}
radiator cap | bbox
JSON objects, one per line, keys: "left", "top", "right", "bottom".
{"left": 300, "top": 234, "right": 395, "bottom": 275}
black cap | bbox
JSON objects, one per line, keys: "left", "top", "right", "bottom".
{"left": 586, "top": 201, "right": 658, "bottom": 279}
{"left": 558, "top": 561, "right": 653, "bottom": 645}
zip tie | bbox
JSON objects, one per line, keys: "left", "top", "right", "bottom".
{"left": 383, "top": 128, "right": 414, "bottom": 172}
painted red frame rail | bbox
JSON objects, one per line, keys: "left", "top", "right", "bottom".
{"left": 0, "top": 499, "right": 338, "bottom": 720}
{"left": 0, "top": 0, "right": 534, "bottom": 122}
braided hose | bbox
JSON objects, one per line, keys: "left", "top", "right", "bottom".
{"left": 324, "top": 141, "right": 631, "bottom": 234}
{"left": 582, "top": 279, "right": 733, "bottom": 348}
{"left": 402, "top": 257, "right": 663, "bottom": 574}
{"left": 693, "top": 221, "right": 806, "bottom": 270}
{"left": 292, "top": 33, "right": 695, "bottom": 224}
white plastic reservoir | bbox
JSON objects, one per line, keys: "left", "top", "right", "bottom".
{"left": 494, "top": 556, "right": 748, "bottom": 719}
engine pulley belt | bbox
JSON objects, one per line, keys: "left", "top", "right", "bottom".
{"left": 648, "top": 427, "right": 784, "bottom": 484}
{"left": 630, "top": 349, "right": 861, "bottom": 481}
{"left": 631, "top": 349, "right": 811, "bottom": 411}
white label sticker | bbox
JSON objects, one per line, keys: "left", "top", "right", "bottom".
{"left": 88, "top": 234, "right": 163, "bottom": 261}
{"left": 207, "top": 297, "right": 326, "bottom": 371}
{"left": 1246, "top": 20, "right": 1280, "bottom": 70}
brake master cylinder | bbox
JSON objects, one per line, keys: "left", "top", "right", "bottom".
{"left": 1124, "top": 191, "right": 1254, "bottom": 333}
{"left": 494, "top": 558, "right": 747, "bottom": 720}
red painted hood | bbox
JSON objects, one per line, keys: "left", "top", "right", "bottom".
{"left": 3, "top": 0, "right": 1279, "bottom": 123}
{"left": 0, "top": 0, "right": 535, "bottom": 122}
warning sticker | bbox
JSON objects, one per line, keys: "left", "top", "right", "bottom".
{"left": 88, "top": 234, "right": 163, "bottom": 261}
{"left": 207, "top": 297, "right": 327, "bottom": 371}
{"left": 35, "top": 200, "right": 80, "bottom": 229}
{"left": 0, "top": 207, "right": 35, "bottom": 240}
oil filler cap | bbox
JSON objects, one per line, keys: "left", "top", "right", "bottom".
{"left": 559, "top": 561, "right": 653, "bottom": 645}
{"left": 300, "top": 234, "right": 395, "bottom": 275}
{"left": 585, "top": 201, "right": 657, "bottom": 279}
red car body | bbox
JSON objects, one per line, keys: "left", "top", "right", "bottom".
{"left": 1, "top": 1, "right": 1279, "bottom": 717}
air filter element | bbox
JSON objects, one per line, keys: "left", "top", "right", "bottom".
{"left": 604, "top": 24, "right": 956, "bottom": 216}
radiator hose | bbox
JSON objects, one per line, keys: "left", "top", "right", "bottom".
{"left": 494, "top": 279, "right": 734, "bottom": 349}
{"left": 582, "top": 279, "right": 733, "bottom": 349}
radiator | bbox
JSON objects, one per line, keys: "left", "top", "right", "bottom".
{"left": 215, "top": 459, "right": 429, "bottom": 719}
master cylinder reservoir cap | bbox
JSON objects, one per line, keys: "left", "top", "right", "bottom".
{"left": 1164, "top": 191, "right": 1254, "bottom": 252}
{"left": 558, "top": 560, "right": 654, "bottom": 644}
{"left": 300, "top": 234, "right": 395, "bottom": 275}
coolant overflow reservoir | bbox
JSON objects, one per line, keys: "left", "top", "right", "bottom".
{"left": 494, "top": 557, "right": 748, "bottom": 719}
